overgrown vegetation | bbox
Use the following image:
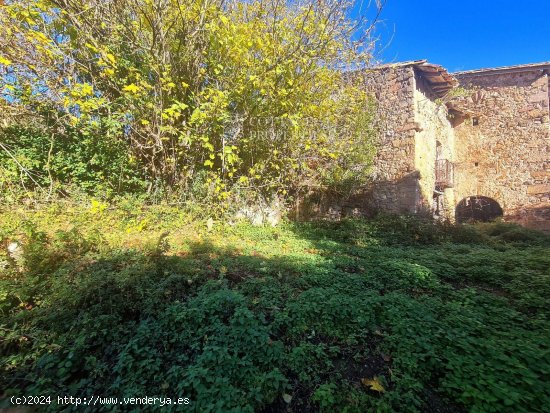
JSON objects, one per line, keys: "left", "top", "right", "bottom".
{"left": 2, "top": 1, "right": 549, "bottom": 412}
{"left": 0, "top": 0, "right": 378, "bottom": 205}
{"left": 1, "top": 204, "right": 549, "bottom": 412}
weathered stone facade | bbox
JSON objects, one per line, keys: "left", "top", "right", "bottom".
{"left": 299, "top": 60, "right": 549, "bottom": 229}
{"left": 350, "top": 61, "right": 460, "bottom": 219}
{"left": 357, "top": 65, "right": 419, "bottom": 214}
{"left": 452, "top": 67, "right": 550, "bottom": 230}
{"left": 363, "top": 60, "right": 550, "bottom": 230}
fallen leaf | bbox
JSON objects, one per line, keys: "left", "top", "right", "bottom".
{"left": 361, "top": 377, "right": 385, "bottom": 393}
{"left": 282, "top": 393, "right": 292, "bottom": 404}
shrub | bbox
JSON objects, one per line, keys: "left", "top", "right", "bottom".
{"left": 1, "top": 207, "right": 549, "bottom": 412}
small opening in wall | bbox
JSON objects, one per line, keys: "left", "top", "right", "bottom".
{"left": 474, "top": 162, "right": 479, "bottom": 167}
{"left": 472, "top": 117, "right": 479, "bottom": 126}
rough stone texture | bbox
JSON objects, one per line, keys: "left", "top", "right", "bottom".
{"left": 453, "top": 69, "right": 550, "bottom": 230}
{"left": 413, "top": 72, "right": 456, "bottom": 217}
{"left": 234, "top": 197, "right": 282, "bottom": 226}
{"left": 299, "top": 64, "right": 457, "bottom": 220}
{"left": 299, "top": 62, "right": 550, "bottom": 230}
{"left": 360, "top": 66, "right": 420, "bottom": 214}
{"left": 295, "top": 65, "right": 421, "bottom": 220}
{"left": 352, "top": 65, "right": 458, "bottom": 218}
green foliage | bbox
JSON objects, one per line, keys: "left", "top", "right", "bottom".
{"left": 1, "top": 205, "right": 549, "bottom": 412}
{"left": 0, "top": 0, "right": 378, "bottom": 202}
{"left": 0, "top": 124, "right": 147, "bottom": 199}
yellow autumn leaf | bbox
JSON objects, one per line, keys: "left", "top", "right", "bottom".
{"left": 105, "top": 53, "right": 116, "bottom": 65}
{"left": 85, "top": 43, "right": 98, "bottom": 53}
{"left": 33, "top": 31, "right": 50, "bottom": 45}
{"left": 361, "top": 377, "right": 385, "bottom": 393}
{"left": 122, "top": 84, "right": 140, "bottom": 94}
{"left": 0, "top": 56, "right": 12, "bottom": 66}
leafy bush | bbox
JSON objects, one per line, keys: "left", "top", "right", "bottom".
{"left": 1, "top": 206, "right": 549, "bottom": 412}
{"left": 0, "top": 124, "right": 147, "bottom": 199}
{"left": 1, "top": 0, "right": 379, "bottom": 203}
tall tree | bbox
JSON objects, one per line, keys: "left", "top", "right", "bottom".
{"left": 0, "top": 0, "right": 381, "bottom": 200}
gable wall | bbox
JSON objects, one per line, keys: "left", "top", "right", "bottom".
{"left": 453, "top": 70, "right": 550, "bottom": 229}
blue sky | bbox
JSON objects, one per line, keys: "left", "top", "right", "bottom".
{"left": 364, "top": 0, "right": 550, "bottom": 72}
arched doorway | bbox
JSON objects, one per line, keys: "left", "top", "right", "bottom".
{"left": 455, "top": 196, "right": 503, "bottom": 224}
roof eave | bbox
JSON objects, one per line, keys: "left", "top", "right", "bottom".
{"left": 414, "top": 63, "right": 458, "bottom": 98}
{"left": 454, "top": 62, "right": 550, "bottom": 77}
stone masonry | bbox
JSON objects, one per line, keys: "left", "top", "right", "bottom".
{"left": 359, "top": 60, "right": 550, "bottom": 230}
{"left": 355, "top": 64, "right": 419, "bottom": 214}
{"left": 451, "top": 66, "right": 550, "bottom": 230}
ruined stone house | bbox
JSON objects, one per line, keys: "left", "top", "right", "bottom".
{"left": 348, "top": 60, "right": 550, "bottom": 230}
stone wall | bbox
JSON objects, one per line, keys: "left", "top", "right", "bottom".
{"left": 295, "top": 65, "right": 421, "bottom": 220}
{"left": 453, "top": 69, "right": 550, "bottom": 230}
{"left": 360, "top": 66, "right": 420, "bottom": 214}
{"left": 412, "top": 72, "right": 456, "bottom": 218}
{"left": 300, "top": 65, "right": 458, "bottom": 220}
{"left": 297, "top": 63, "right": 550, "bottom": 230}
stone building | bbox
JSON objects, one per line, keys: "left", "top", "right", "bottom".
{"left": 350, "top": 60, "right": 550, "bottom": 230}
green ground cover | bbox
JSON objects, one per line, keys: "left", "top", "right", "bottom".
{"left": 1, "top": 202, "right": 549, "bottom": 412}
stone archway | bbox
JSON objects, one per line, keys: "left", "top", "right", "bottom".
{"left": 455, "top": 196, "right": 503, "bottom": 224}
